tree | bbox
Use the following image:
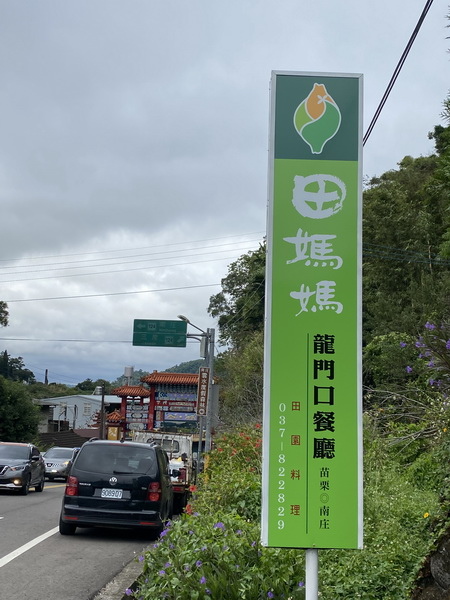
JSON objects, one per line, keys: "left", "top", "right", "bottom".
{"left": 208, "top": 243, "right": 265, "bottom": 347}
{"left": 363, "top": 148, "right": 450, "bottom": 342}
{"left": 0, "top": 351, "right": 35, "bottom": 383}
{"left": 76, "top": 378, "right": 111, "bottom": 393}
{"left": 28, "top": 382, "right": 82, "bottom": 399}
{"left": 0, "top": 301, "right": 8, "bottom": 327}
{"left": 0, "top": 376, "right": 40, "bottom": 441}
{"left": 214, "top": 330, "right": 264, "bottom": 427}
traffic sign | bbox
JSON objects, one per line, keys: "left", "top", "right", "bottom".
{"left": 132, "top": 319, "right": 187, "bottom": 347}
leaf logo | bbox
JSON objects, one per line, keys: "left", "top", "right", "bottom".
{"left": 293, "top": 83, "right": 341, "bottom": 154}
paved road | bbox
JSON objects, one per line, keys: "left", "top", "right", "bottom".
{"left": 0, "top": 482, "right": 153, "bottom": 600}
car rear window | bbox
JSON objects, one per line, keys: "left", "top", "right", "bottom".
{"left": 74, "top": 444, "right": 158, "bottom": 477}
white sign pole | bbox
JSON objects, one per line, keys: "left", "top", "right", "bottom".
{"left": 305, "top": 549, "right": 319, "bottom": 600}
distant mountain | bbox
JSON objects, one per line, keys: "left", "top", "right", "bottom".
{"left": 164, "top": 359, "right": 206, "bottom": 374}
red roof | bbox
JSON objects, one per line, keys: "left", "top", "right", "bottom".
{"left": 106, "top": 410, "right": 123, "bottom": 423}
{"left": 110, "top": 385, "right": 151, "bottom": 398}
{"left": 141, "top": 371, "right": 200, "bottom": 385}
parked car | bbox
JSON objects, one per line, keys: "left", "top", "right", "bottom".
{"left": 59, "top": 439, "right": 173, "bottom": 536}
{"left": 0, "top": 442, "right": 45, "bottom": 495}
{"left": 43, "top": 446, "right": 79, "bottom": 481}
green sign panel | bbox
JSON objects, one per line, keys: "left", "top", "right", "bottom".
{"left": 132, "top": 319, "right": 187, "bottom": 347}
{"left": 262, "top": 72, "right": 363, "bottom": 550}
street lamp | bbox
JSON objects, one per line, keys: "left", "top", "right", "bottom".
{"left": 177, "top": 315, "right": 215, "bottom": 453}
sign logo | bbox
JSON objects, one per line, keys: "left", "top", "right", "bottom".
{"left": 293, "top": 83, "right": 341, "bottom": 154}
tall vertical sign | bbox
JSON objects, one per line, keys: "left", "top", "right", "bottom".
{"left": 262, "top": 71, "right": 363, "bottom": 549}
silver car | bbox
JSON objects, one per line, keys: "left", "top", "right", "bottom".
{"left": 43, "top": 447, "right": 79, "bottom": 481}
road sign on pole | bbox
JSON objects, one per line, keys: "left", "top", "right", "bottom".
{"left": 132, "top": 319, "right": 187, "bottom": 347}
{"left": 196, "top": 367, "right": 210, "bottom": 416}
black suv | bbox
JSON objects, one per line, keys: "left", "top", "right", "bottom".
{"left": 0, "top": 442, "right": 45, "bottom": 495}
{"left": 59, "top": 439, "right": 173, "bottom": 536}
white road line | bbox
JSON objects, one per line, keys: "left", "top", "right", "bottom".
{"left": 0, "top": 526, "right": 59, "bottom": 568}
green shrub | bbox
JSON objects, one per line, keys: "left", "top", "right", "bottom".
{"left": 134, "top": 512, "right": 305, "bottom": 600}
{"left": 129, "top": 422, "right": 448, "bottom": 599}
{"left": 191, "top": 425, "right": 262, "bottom": 521}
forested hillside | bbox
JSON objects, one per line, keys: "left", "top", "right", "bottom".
{"left": 207, "top": 102, "right": 450, "bottom": 597}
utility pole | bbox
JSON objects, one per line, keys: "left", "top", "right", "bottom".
{"left": 177, "top": 316, "right": 216, "bottom": 455}
{"left": 99, "top": 383, "right": 106, "bottom": 440}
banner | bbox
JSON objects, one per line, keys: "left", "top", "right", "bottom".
{"left": 262, "top": 71, "right": 363, "bottom": 549}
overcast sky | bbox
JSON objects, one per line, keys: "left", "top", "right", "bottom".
{"left": 0, "top": 0, "right": 448, "bottom": 386}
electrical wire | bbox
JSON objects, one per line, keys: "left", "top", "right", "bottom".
{"left": 363, "top": 0, "right": 435, "bottom": 145}
{"left": 0, "top": 231, "right": 265, "bottom": 265}
{"left": 4, "top": 282, "right": 221, "bottom": 303}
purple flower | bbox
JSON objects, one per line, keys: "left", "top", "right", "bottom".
{"left": 406, "top": 366, "right": 413, "bottom": 373}
{"left": 425, "top": 322, "right": 436, "bottom": 330}
{"left": 164, "top": 562, "right": 171, "bottom": 568}
{"left": 201, "top": 545, "right": 207, "bottom": 551}
{"left": 160, "top": 529, "right": 169, "bottom": 537}
{"left": 298, "top": 581, "right": 305, "bottom": 587}
{"left": 196, "top": 560, "right": 203, "bottom": 567}
{"left": 189, "top": 530, "right": 194, "bottom": 535}
{"left": 400, "top": 341, "right": 407, "bottom": 348}
{"left": 125, "top": 589, "right": 133, "bottom": 597}
{"left": 138, "top": 555, "right": 144, "bottom": 562}
{"left": 214, "top": 522, "right": 225, "bottom": 530}
{"left": 428, "top": 361, "right": 435, "bottom": 368}
{"left": 158, "top": 570, "right": 166, "bottom": 576}
{"left": 200, "top": 576, "right": 207, "bottom": 584}
{"left": 268, "top": 592, "right": 275, "bottom": 599}
{"left": 446, "top": 340, "right": 450, "bottom": 350}
{"left": 251, "top": 541, "right": 257, "bottom": 547}
{"left": 415, "top": 341, "right": 425, "bottom": 348}
{"left": 236, "top": 529, "right": 243, "bottom": 535}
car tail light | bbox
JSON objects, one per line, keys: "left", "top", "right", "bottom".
{"left": 65, "top": 475, "right": 79, "bottom": 496}
{"left": 147, "top": 481, "right": 161, "bottom": 502}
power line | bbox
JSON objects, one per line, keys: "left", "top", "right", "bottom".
{"left": 4, "top": 282, "right": 221, "bottom": 303}
{"left": 363, "top": 0, "right": 435, "bottom": 145}
{"left": 0, "top": 231, "right": 265, "bottom": 264}
{"left": 0, "top": 237, "right": 263, "bottom": 273}
{"left": 0, "top": 251, "right": 256, "bottom": 284}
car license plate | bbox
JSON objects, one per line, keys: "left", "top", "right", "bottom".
{"left": 101, "top": 488, "right": 123, "bottom": 499}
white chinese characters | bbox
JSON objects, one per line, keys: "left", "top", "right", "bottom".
{"left": 286, "top": 173, "right": 347, "bottom": 315}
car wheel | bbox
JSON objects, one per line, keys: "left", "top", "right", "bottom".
{"left": 19, "top": 475, "right": 30, "bottom": 495}
{"left": 35, "top": 475, "right": 45, "bottom": 492}
{"left": 59, "top": 516, "right": 76, "bottom": 535}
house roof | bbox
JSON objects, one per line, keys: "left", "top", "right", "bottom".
{"left": 39, "top": 429, "right": 94, "bottom": 449}
{"left": 141, "top": 371, "right": 200, "bottom": 385}
{"left": 34, "top": 394, "right": 120, "bottom": 406}
{"left": 106, "top": 410, "right": 123, "bottom": 423}
{"left": 110, "top": 385, "right": 151, "bottom": 398}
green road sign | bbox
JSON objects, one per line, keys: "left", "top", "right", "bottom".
{"left": 132, "top": 319, "right": 187, "bottom": 347}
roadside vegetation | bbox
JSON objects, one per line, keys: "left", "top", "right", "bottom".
{"left": 130, "top": 101, "right": 450, "bottom": 598}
